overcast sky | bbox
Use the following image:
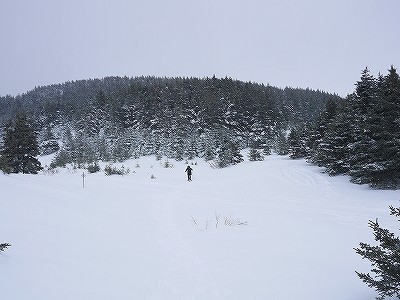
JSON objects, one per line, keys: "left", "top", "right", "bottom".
{"left": 1, "top": 0, "right": 399, "bottom": 97}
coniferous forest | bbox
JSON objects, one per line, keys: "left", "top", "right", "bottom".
{"left": 0, "top": 67, "right": 399, "bottom": 189}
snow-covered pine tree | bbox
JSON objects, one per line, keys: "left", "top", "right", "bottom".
{"left": 216, "top": 138, "right": 243, "bottom": 168}
{"left": 315, "top": 115, "right": 352, "bottom": 175}
{"left": 287, "top": 127, "right": 308, "bottom": 159}
{"left": 355, "top": 206, "right": 400, "bottom": 300}
{"left": 2, "top": 112, "right": 42, "bottom": 174}
{"left": 345, "top": 68, "right": 379, "bottom": 185}
{"left": 248, "top": 138, "right": 264, "bottom": 161}
{"left": 307, "top": 98, "right": 338, "bottom": 156}
{"left": 274, "top": 130, "right": 289, "bottom": 155}
{"left": 248, "top": 147, "right": 264, "bottom": 161}
{"left": 347, "top": 67, "right": 400, "bottom": 188}
{"left": 354, "top": 66, "right": 400, "bottom": 188}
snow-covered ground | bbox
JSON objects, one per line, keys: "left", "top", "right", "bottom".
{"left": 1, "top": 154, "right": 399, "bottom": 300}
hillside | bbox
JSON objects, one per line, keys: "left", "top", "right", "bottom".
{"left": 1, "top": 154, "right": 398, "bottom": 299}
{"left": 1, "top": 67, "right": 399, "bottom": 189}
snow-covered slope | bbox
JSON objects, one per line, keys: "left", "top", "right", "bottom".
{"left": 1, "top": 154, "right": 398, "bottom": 299}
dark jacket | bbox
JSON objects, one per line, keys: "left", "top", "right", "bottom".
{"left": 185, "top": 166, "right": 193, "bottom": 175}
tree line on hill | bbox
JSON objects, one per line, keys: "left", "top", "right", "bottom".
{"left": 0, "top": 67, "right": 399, "bottom": 189}
{"left": 0, "top": 76, "right": 338, "bottom": 168}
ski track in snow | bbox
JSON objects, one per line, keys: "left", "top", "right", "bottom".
{"left": 1, "top": 154, "right": 399, "bottom": 300}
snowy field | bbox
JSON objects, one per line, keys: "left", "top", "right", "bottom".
{"left": 1, "top": 154, "right": 399, "bottom": 300}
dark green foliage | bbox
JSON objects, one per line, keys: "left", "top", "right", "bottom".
{"left": 87, "top": 162, "right": 101, "bottom": 173}
{"left": 248, "top": 137, "right": 265, "bottom": 161}
{"left": 287, "top": 127, "right": 308, "bottom": 159}
{"left": 216, "top": 139, "right": 243, "bottom": 168}
{"left": 248, "top": 147, "right": 264, "bottom": 161}
{"left": 355, "top": 206, "right": 400, "bottom": 300}
{"left": 104, "top": 164, "right": 129, "bottom": 176}
{"left": 40, "top": 140, "right": 60, "bottom": 155}
{"left": 309, "top": 66, "right": 400, "bottom": 189}
{"left": 307, "top": 99, "right": 338, "bottom": 157}
{"left": 274, "top": 131, "right": 289, "bottom": 155}
{"left": 312, "top": 111, "right": 353, "bottom": 175}
{"left": 203, "top": 146, "right": 216, "bottom": 161}
{"left": 1, "top": 112, "right": 42, "bottom": 174}
{"left": 50, "top": 149, "right": 70, "bottom": 168}
{"left": 353, "top": 67, "right": 400, "bottom": 188}
{"left": 0, "top": 154, "right": 12, "bottom": 174}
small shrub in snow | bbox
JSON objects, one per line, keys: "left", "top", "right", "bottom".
{"left": 191, "top": 213, "right": 248, "bottom": 231}
{"left": 163, "top": 160, "right": 173, "bottom": 168}
{"left": 67, "top": 167, "right": 78, "bottom": 174}
{"left": 41, "top": 165, "right": 59, "bottom": 175}
{"left": 104, "top": 164, "right": 130, "bottom": 176}
{"left": 0, "top": 243, "right": 11, "bottom": 252}
{"left": 185, "top": 160, "right": 197, "bottom": 166}
{"left": 87, "top": 162, "right": 100, "bottom": 173}
{"left": 224, "top": 216, "right": 248, "bottom": 226}
{"left": 150, "top": 174, "right": 156, "bottom": 179}
{"left": 215, "top": 212, "right": 220, "bottom": 229}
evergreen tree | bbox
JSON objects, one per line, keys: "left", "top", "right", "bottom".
{"left": 355, "top": 206, "right": 400, "bottom": 300}
{"left": 307, "top": 99, "right": 338, "bottom": 156}
{"left": 185, "top": 136, "right": 198, "bottom": 160}
{"left": 52, "top": 128, "right": 75, "bottom": 166}
{"left": 354, "top": 67, "right": 377, "bottom": 114}
{"left": 361, "top": 66, "right": 400, "bottom": 188}
{"left": 50, "top": 148, "right": 70, "bottom": 168}
{"left": 248, "top": 147, "right": 264, "bottom": 161}
{"left": 275, "top": 130, "right": 289, "bottom": 155}
{"left": 312, "top": 110, "right": 353, "bottom": 175}
{"left": 1, "top": 112, "right": 42, "bottom": 174}
{"left": 248, "top": 139, "right": 264, "bottom": 161}
{"left": 348, "top": 67, "right": 400, "bottom": 188}
{"left": 287, "top": 127, "right": 308, "bottom": 159}
{"left": 216, "top": 139, "right": 243, "bottom": 168}
{"left": 346, "top": 68, "right": 379, "bottom": 184}
{"left": 310, "top": 66, "right": 400, "bottom": 189}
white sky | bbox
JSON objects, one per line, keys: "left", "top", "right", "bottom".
{"left": 1, "top": 0, "right": 399, "bottom": 97}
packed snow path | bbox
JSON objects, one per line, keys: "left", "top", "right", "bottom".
{"left": 1, "top": 155, "right": 398, "bottom": 299}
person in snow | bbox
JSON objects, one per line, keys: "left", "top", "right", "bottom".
{"left": 185, "top": 165, "right": 193, "bottom": 181}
